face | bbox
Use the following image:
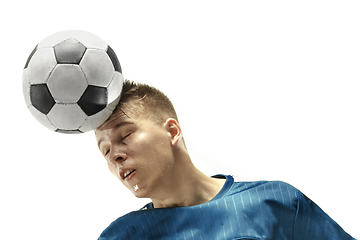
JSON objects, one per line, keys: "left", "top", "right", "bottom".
{"left": 95, "top": 102, "right": 178, "bottom": 198}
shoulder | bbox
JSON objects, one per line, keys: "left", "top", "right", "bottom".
{"left": 227, "top": 177, "right": 300, "bottom": 204}
{"left": 231, "top": 176, "right": 299, "bottom": 192}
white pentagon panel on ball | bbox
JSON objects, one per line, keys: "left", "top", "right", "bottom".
{"left": 107, "top": 72, "right": 124, "bottom": 111}
{"left": 22, "top": 69, "right": 31, "bottom": 107}
{"left": 80, "top": 49, "right": 115, "bottom": 87}
{"left": 79, "top": 108, "right": 113, "bottom": 132}
{"left": 26, "top": 48, "right": 57, "bottom": 84}
{"left": 28, "top": 105, "right": 57, "bottom": 131}
{"left": 47, "top": 104, "right": 87, "bottom": 130}
{"left": 47, "top": 64, "right": 88, "bottom": 103}
{"left": 37, "top": 30, "right": 108, "bottom": 51}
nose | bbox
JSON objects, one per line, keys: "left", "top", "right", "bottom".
{"left": 108, "top": 148, "right": 127, "bottom": 166}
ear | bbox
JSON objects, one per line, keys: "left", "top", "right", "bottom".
{"left": 164, "top": 118, "right": 182, "bottom": 146}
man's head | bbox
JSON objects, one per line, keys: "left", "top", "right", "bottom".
{"left": 95, "top": 80, "right": 187, "bottom": 198}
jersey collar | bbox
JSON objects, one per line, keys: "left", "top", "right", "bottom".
{"left": 143, "top": 174, "right": 234, "bottom": 210}
{"left": 210, "top": 174, "right": 234, "bottom": 201}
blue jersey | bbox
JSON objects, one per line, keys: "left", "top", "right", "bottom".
{"left": 98, "top": 175, "right": 354, "bottom": 239}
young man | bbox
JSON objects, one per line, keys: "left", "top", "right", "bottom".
{"left": 95, "top": 80, "right": 354, "bottom": 239}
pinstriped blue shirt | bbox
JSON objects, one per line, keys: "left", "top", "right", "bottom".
{"left": 98, "top": 175, "right": 354, "bottom": 239}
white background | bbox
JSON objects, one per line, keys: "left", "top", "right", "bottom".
{"left": 1, "top": 1, "right": 359, "bottom": 239}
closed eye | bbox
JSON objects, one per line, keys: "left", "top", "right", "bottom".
{"left": 103, "top": 149, "right": 110, "bottom": 157}
{"left": 122, "top": 132, "right": 132, "bottom": 140}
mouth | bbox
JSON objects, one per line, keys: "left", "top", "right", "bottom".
{"left": 121, "top": 169, "right": 136, "bottom": 180}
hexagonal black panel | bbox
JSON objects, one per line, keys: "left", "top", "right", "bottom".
{"left": 56, "top": 129, "right": 83, "bottom": 134}
{"left": 30, "top": 84, "right": 56, "bottom": 114}
{"left": 78, "top": 85, "right": 107, "bottom": 116}
{"left": 54, "top": 38, "right": 86, "bottom": 64}
{"left": 107, "top": 45, "right": 122, "bottom": 73}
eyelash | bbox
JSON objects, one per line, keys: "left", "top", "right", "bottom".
{"left": 103, "top": 132, "right": 133, "bottom": 157}
{"left": 122, "top": 132, "right": 133, "bottom": 140}
{"left": 104, "top": 150, "right": 109, "bottom": 156}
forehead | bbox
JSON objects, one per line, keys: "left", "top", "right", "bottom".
{"left": 98, "top": 112, "right": 131, "bottom": 132}
{"left": 95, "top": 101, "right": 145, "bottom": 138}
{"left": 99, "top": 100, "right": 143, "bottom": 128}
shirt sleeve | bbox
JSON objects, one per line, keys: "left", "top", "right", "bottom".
{"left": 293, "top": 190, "right": 355, "bottom": 240}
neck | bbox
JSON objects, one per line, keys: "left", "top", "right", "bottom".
{"left": 150, "top": 157, "right": 226, "bottom": 208}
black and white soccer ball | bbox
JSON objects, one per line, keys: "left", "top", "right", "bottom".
{"left": 22, "top": 30, "right": 123, "bottom": 133}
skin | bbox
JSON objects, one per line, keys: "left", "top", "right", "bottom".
{"left": 95, "top": 100, "right": 226, "bottom": 208}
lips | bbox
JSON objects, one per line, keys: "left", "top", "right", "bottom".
{"left": 120, "top": 169, "right": 136, "bottom": 180}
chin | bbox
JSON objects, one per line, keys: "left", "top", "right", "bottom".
{"left": 132, "top": 190, "right": 149, "bottom": 199}
{"left": 130, "top": 185, "right": 149, "bottom": 199}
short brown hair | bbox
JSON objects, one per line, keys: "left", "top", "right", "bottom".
{"left": 112, "top": 80, "right": 178, "bottom": 124}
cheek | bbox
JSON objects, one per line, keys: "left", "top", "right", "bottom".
{"left": 136, "top": 134, "right": 168, "bottom": 157}
{"left": 130, "top": 132, "right": 154, "bottom": 153}
{"left": 130, "top": 128, "right": 172, "bottom": 170}
{"left": 147, "top": 143, "right": 173, "bottom": 175}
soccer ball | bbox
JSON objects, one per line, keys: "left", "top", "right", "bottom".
{"left": 22, "top": 30, "right": 123, "bottom": 133}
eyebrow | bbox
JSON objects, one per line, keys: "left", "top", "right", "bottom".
{"left": 97, "top": 121, "right": 134, "bottom": 148}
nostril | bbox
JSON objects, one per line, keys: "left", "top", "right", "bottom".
{"left": 109, "top": 151, "right": 127, "bottom": 166}
{"left": 116, "top": 154, "right": 127, "bottom": 163}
